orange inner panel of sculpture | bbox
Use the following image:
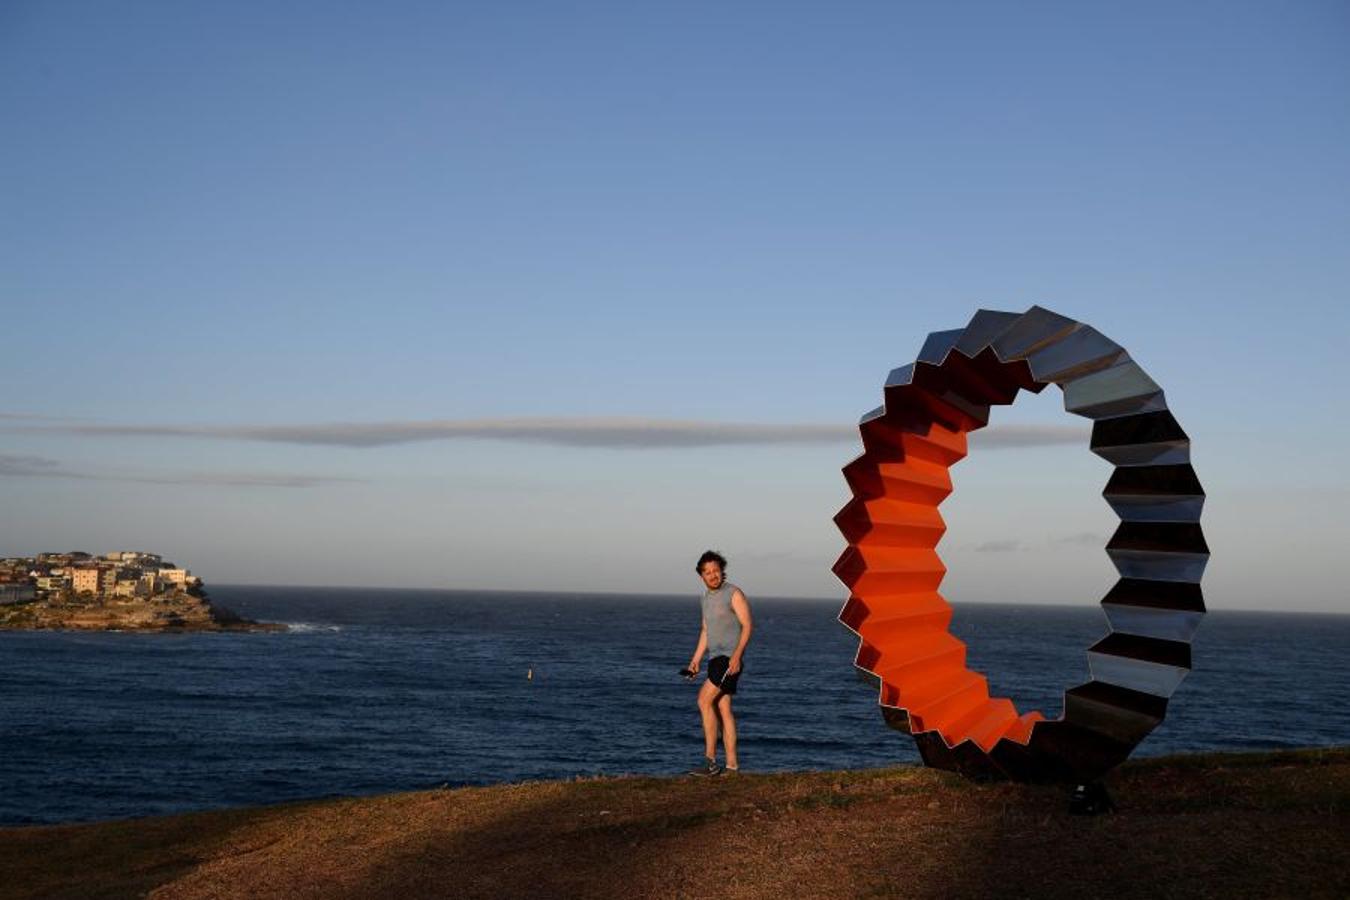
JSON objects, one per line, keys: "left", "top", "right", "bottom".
{"left": 835, "top": 415, "right": 1045, "bottom": 753}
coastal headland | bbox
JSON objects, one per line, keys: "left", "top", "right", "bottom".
{"left": 0, "top": 550, "right": 282, "bottom": 632}
{"left": 0, "top": 589, "right": 284, "bottom": 632}
{"left": 3, "top": 747, "right": 1345, "bottom": 899}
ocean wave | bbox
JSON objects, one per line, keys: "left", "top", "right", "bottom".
{"left": 279, "top": 622, "right": 343, "bottom": 634}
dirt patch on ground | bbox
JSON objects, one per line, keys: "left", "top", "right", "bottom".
{"left": 3, "top": 748, "right": 1347, "bottom": 899}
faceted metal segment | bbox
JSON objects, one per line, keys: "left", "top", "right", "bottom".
{"left": 884, "top": 365, "right": 916, "bottom": 389}
{"left": 1086, "top": 633, "right": 1192, "bottom": 697}
{"left": 1104, "top": 463, "right": 1204, "bottom": 497}
{"left": 954, "top": 309, "right": 1023, "bottom": 358}
{"left": 1091, "top": 411, "right": 1191, "bottom": 467}
{"left": 1106, "top": 550, "right": 1208, "bottom": 582}
{"left": 905, "top": 363, "right": 993, "bottom": 427}
{"left": 1019, "top": 719, "right": 1134, "bottom": 783}
{"left": 1101, "top": 578, "right": 1206, "bottom": 629}
{"left": 989, "top": 305, "right": 1081, "bottom": 362}
{"left": 1063, "top": 681, "right": 1168, "bottom": 746}
{"left": 1106, "top": 495, "right": 1205, "bottom": 523}
{"left": 1024, "top": 326, "right": 1127, "bottom": 384}
{"left": 1106, "top": 522, "right": 1210, "bottom": 581}
{"left": 936, "top": 347, "right": 1026, "bottom": 407}
{"left": 1062, "top": 360, "right": 1166, "bottom": 420}
{"left": 1102, "top": 602, "right": 1205, "bottom": 642}
{"left": 916, "top": 328, "right": 968, "bottom": 366}
{"left": 835, "top": 305, "right": 1207, "bottom": 784}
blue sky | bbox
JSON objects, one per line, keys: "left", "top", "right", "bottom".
{"left": 1, "top": 2, "right": 1346, "bottom": 611}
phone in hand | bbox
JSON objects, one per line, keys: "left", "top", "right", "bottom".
{"left": 678, "top": 667, "right": 696, "bottom": 680}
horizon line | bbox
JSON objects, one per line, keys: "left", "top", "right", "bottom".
{"left": 203, "top": 582, "right": 1338, "bottom": 615}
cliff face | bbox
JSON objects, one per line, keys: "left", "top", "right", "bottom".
{"left": 0, "top": 592, "right": 284, "bottom": 632}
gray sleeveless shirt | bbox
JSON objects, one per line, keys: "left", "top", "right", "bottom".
{"left": 701, "top": 582, "right": 743, "bottom": 658}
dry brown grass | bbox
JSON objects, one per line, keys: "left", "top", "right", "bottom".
{"left": 3, "top": 748, "right": 1347, "bottom": 900}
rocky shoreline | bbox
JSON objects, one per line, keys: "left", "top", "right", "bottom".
{"left": 0, "top": 591, "right": 285, "bottom": 632}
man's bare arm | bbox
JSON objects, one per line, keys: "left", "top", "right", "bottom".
{"left": 688, "top": 621, "right": 707, "bottom": 673}
{"left": 727, "top": 589, "right": 753, "bottom": 675}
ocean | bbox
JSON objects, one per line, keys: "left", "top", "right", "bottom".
{"left": 1, "top": 586, "right": 1347, "bottom": 826}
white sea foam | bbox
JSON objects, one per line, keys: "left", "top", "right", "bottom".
{"left": 280, "top": 622, "right": 342, "bottom": 633}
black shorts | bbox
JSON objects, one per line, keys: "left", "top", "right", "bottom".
{"left": 708, "top": 655, "right": 744, "bottom": 695}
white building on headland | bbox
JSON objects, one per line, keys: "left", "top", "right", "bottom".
{"left": 157, "top": 568, "right": 198, "bottom": 590}
{"left": 114, "top": 551, "right": 163, "bottom": 565}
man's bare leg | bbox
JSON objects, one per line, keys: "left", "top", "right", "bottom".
{"left": 716, "top": 693, "right": 738, "bottom": 770}
{"left": 697, "top": 679, "right": 721, "bottom": 762}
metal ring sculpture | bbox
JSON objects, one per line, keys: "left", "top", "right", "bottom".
{"left": 834, "top": 306, "right": 1207, "bottom": 783}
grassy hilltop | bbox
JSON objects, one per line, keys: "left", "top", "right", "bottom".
{"left": 3, "top": 748, "right": 1346, "bottom": 900}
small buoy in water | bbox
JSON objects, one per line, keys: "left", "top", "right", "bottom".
{"left": 527, "top": 668, "right": 533, "bottom": 681}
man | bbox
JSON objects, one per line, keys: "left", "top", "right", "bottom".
{"left": 685, "top": 550, "right": 753, "bottom": 776}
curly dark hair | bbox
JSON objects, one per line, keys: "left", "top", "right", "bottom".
{"left": 695, "top": 550, "right": 727, "bottom": 575}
